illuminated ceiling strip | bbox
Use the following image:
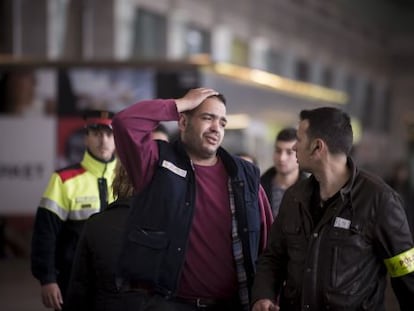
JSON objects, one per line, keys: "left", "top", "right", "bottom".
{"left": 210, "top": 62, "right": 348, "bottom": 105}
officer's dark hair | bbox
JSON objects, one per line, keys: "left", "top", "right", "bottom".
{"left": 300, "top": 107, "right": 353, "bottom": 155}
{"left": 276, "top": 127, "right": 297, "bottom": 143}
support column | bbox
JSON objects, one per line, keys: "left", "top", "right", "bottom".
{"left": 166, "top": 9, "right": 187, "bottom": 60}
{"left": 90, "top": 0, "right": 114, "bottom": 59}
{"left": 114, "top": 0, "right": 135, "bottom": 60}
{"left": 0, "top": 0, "right": 14, "bottom": 55}
{"left": 211, "top": 25, "right": 232, "bottom": 63}
{"left": 249, "top": 37, "right": 269, "bottom": 70}
{"left": 47, "top": 0, "right": 70, "bottom": 59}
{"left": 62, "top": 0, "right": 83, "bottom": 59}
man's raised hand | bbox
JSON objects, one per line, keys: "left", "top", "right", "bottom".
{"left": 175, "top": 88, "right": 219, "bottom": 113}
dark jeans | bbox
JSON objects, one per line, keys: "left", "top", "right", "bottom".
{"left": 133, "top": 292, "right": 242, "bottom": 311}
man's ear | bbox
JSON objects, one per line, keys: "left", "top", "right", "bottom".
{"left": 310, "top": 139, "right": 322, "bottom": 155}
{"left": 178, "top": 113, "right": 187, "bottom": 131}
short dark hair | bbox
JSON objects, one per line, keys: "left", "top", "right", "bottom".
{"left": 185, "top": 93, "right": 226, "bottom": 116}
{"left": 276, "top": 127, "right": 297, "bottom": 142}
{"left": 207, "top": 93, "right": 226, "bottom": 106}
{"left": 299, "top": 107, "right": 353, "bottom": 155}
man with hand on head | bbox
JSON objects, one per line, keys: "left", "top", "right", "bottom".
{"left": 31, "top": 110, "right": 117, "bottom": 310}
{"left": 112, "top": 87, "right": 273, "bottom": 311}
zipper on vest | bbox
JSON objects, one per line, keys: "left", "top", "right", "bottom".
{"left": 98, "top": 163, "right": 108, "bottom": 211}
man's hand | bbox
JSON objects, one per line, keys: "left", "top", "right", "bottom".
{"left": 252, "top": 299, "right": 280, "bottom": 311}
{"left": 41, "top": 283, "right": 63, "bottom": 310}
{"left": 175, "top": 88, "right": 219, "bottom": 113}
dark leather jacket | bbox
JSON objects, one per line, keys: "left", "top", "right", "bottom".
{"left": 252, "top": 158, "right": 414, "bottom": 310}
{"left": 117, "top": 139, "right": 262, "bottom": 298}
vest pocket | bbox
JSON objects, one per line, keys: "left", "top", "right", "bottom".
{"left": 129, "top": 228, "right": 169, "bottom": 249}
{"left": 119, "top": 227, "right": 170, "bottom": 282}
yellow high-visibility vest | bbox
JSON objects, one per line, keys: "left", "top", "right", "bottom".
{"left": 39, "top": 151, "right": 117, "bottom": 220}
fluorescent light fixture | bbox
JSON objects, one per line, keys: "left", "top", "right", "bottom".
{"left": 211, "top": 62, "right": 348, "bottom": 105}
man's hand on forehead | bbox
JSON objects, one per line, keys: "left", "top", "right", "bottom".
{"left": 175, "top": 88, "right": 219, "bottom": 113}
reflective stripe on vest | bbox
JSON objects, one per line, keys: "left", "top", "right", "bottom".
{"left": 40, "top": 197, "right": 69, "bottom": 220}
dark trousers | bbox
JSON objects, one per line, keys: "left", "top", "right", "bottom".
{"left": 131, "top": 292, "right": 242, "bottom": 311}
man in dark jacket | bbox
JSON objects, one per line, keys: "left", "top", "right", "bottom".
{"left": 252, "top": 107, "right": 414, "bottom": 311}
{"left": 260, "top": 127, "right": 307, "bottom": 218}
{"left": 112, "top": 87, "right": 273, "bottom": 311}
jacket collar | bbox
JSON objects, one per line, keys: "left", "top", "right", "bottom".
{"left": 261, "top": 166, "right": 308, "bottom": 181}
{"left": 340, "top": 157, "right": 357, "bottom": 195}
{"left": 81, "top": 150, "right": 117, "bottom": 178}
{"left": 172, "top": 139, "right": 238, "bottom": 178}
{"left": 292, "top": 156, "right": 358, "bottom": 206}
{"left": 106, "top": 198, "right": 130, "bottom": 210}
{"left": 261, "top": 167, "right": 277, "bottom": 181}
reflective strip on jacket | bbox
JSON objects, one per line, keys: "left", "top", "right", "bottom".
{"left": 31, "top": 151, "right": 116, "bottom": 290}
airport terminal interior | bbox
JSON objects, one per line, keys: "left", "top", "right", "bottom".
{"left": 0, "top": 0, "right": 413, "bottom": 310}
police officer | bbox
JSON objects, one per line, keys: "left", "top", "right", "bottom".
{"left": 31, "top": 110, "right": 117, "bottom": 310}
